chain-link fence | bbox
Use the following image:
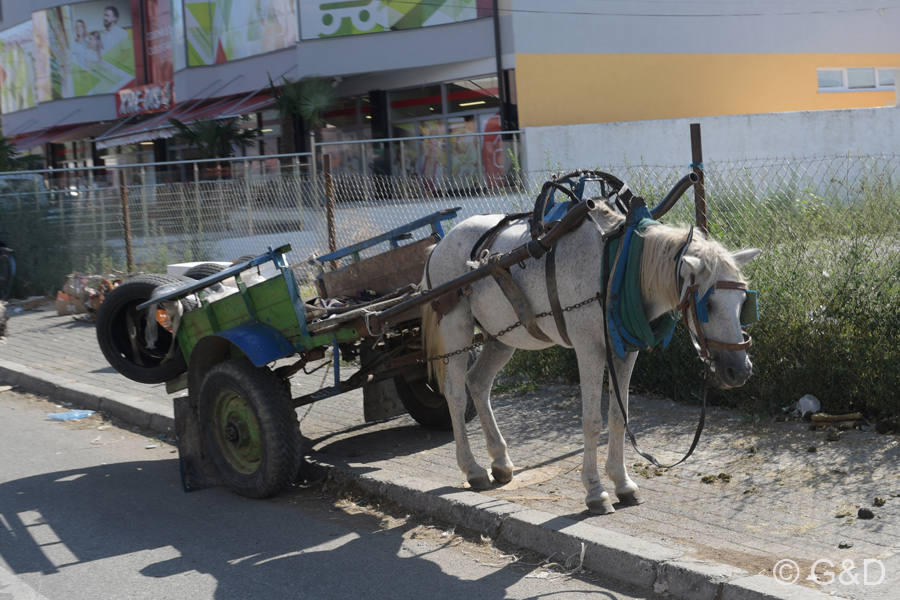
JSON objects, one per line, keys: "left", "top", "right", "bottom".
{"left": 2, "top": 153, "right": 899, "bottom": 417}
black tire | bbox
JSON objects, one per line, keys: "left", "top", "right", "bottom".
{"left": 183, "top": 262, "right": 227, "bottom": 280}
{"left": 231, "top": 254, "right": 257, "bottom": 265}
{"left": 0, "top": 253, "right": 14, "bottom": 301}
{"left": 96, "top": 273, "right": 194, "bottom": 384}
{"left": 393, "top": 349, "right": 479, "bottom": 430}
{"left": 198, "top": 357, "right": 302, "bottom": 498}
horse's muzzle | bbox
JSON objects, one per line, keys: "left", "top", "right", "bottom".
{"left": 715, "top": 354, "right": 753, "bottom": 389}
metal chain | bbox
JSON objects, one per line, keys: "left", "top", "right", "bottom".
{"left": 417, "top": 292, "right": 602, "bottom": 364}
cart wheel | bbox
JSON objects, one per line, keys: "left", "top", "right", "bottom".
{"left": 393, "top": 349, "right": 479, "bottom": 430}
{"left": 199, "top": 357, "right": 302, "bottom": 499}
{"left": 96, "top": 274, "right": 196, "bottom": 384}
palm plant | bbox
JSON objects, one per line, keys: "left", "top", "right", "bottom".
{"left": 168, "top": 117, "right": 260, "bottom": 160}
{"left": 0, "top": 135, "right": 44, "bottom": 172}
{"left": 268, "top": 75, "right": 338, "bottom": 153}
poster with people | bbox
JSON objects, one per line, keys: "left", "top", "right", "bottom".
{"left": 0, "top": 21, "right": 38, "bottom": 114}
{"left": 13, "top": 0, "right": 137, "bottom": 109}
{"left": 64, "top": 0, "right": 136, "bottom": 97}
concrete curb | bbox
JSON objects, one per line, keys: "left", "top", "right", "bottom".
{"left": 1, "top": 356, "right": 832, "bottom": 600}
{"left": 311, "top": 455, "right": 833, "bottom": 600}
{"left": 0, "top": 358, "right": 174, "bottom": 433}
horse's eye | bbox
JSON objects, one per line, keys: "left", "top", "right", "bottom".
{"left": 705, "top": 299, "right": 715, "bottom": 313}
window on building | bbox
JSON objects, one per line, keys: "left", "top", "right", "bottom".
{"left": 390, "top": 86, "right": 443, "bottom": 121}
{"left": 818, "top": 67, "right": 897, "bottom": 92}
{"left": 446, "top": 77, "right": 500, "bottom": 114}
{"left": 847, "top": 68, "right": 876, "bottom": 89}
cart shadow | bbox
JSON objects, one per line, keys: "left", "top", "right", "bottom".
{"left": 0, "top": 461, "right": 634, "bottom": 599}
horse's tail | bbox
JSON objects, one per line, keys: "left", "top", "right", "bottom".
{"left": 420, "top": 245, "right": 446, "bottom": 394}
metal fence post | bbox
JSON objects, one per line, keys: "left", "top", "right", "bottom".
{"left": 293, "top": 155, "right": 304, "bottom": 229}
{"left": 193, "top": 163, "right": 203, "bottom": 241}
{"left": 140, "top": 165, "right": 149, "bottom": 238}
{"left": 309, "top": 131, "right": 318, "bottom": 204}
{"left": 690, "top": 123, "right": 708, "bottom": 236}
{"left": 244, "top": 160, "right": 253, "bottom": 236}
{"left": 33, "top": 173, "right": 41, "bottom": 210}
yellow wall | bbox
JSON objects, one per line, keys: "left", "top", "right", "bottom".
{"left": 516, "top": 54, "right": 900, "bottom": 127}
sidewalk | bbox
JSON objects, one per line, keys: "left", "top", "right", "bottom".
{"left": 2, "top": 307, "right": 898, "bottom": 600}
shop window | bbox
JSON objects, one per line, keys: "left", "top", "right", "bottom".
{"left": 324, "top": 98, "right": 359, "bottom": 128}
{"left": 447, "top": 77, "right": 500, "bottom": 114}
{"left": 390, "top": 86, "right": 442, "bottom": 120}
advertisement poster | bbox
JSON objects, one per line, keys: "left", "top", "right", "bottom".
{"left": 0, "top": 21, "right": 38, "bottom": 114}
{"left": 146, "top": 0, "right": 174, "bottom": 83}
{"left": 300, "top": 0, "right": 491, "bottom": 40}
{"left": 31, "top": 0, "right": 136, "bottom": 102}
{"left": 185, "top": 0, "right": 298, "bottom": 66}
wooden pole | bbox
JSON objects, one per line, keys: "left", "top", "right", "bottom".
{"left": 324, "top": 153, "right": 337, "bottom": 270}
{"left": 690, "top": 123, "right": 708, "bottom": 236}
{"left": 121, "top": 182, "right": 134, "bottom": 272}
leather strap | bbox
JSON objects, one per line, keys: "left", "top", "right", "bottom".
{"left": 545, "top": 244, "right": 572, "bottom": 346}
{"left": 488, "top": 254, "right": 553, "bottom": 343}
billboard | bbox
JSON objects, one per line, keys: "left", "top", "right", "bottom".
{"left": 300, "top": 0, "right": 491, "bottom": 40}
{"left": 32, "top": 0, "right": 136, "bottom": 101}
{"left": 0, "top": 21, "right": 38, "bottom": 114}
{"left": 185, "top": 0, "right": 298, "bottom": 66}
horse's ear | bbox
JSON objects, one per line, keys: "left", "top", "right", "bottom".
{"left": 680, "top": 255, "right": 702, "bottom": 276}
{"left": 732, "top": 249, "right": 762, "bottom": 267}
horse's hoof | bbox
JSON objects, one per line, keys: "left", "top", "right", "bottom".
{"left": 586, "top": 493, "right": 615, "bottom": 515}
{"left": 616, "top": 489, "right": 645, "bottom": 505}
{"left": 467, "top": 473, "right": 492, "bottom": 490}
{"left": 491, "top": 465, "right": 514, "bottom": 484}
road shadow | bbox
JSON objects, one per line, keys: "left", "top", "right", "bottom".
{"left": 0, "top": 460, "right": 641, "bottom": 599}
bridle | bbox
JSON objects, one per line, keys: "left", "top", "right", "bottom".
{"left": 673, "top": 226, "right": 753, "bottom": 363}
{"left": 601, "top": 222, "right": 756, "bottom": 470}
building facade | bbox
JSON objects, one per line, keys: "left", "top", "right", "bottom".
{"left": 2, "top": 0, "right": 898, "bottom": 175}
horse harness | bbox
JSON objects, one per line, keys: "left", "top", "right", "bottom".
{"left": 424, "top": 172, "right": 760, "bottom": 471}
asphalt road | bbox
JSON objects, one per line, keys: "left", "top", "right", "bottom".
{"left": 0, "top": 389, "right": 654, "bottom": 600}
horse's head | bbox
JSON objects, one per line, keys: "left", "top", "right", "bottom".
{"left": 677, "top": 240, "right": 761, "bottom": 388}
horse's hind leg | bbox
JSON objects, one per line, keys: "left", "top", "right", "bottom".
{"left": 466, "top": 340, "right": 516, "bottom": 484}
{"left": 439, "top": 308, "right": 491, "bottom": 490}
{"left": 606, "top": 352, "right": 644, "bottom": 506}
{"left": 575, "top": 345, "right": 614, "bottom": 515}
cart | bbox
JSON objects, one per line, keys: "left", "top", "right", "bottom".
{"left": 116, "top": 208, "right": 469, "bottom": 498}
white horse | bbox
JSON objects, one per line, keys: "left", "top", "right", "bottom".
{"left": 421, "top": 201, "right": 760, "bottom": 514}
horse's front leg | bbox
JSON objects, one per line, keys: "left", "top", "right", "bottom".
{"left": 466, "top": 340, "right": 516, "bottom": 483}
{"left": 443, "top": 349, "right": 492, "bottom": 489}
{"left": 605, "top": 352, "right": 644, "bottom": 505}
{"left": 576, "top": 347, "right": 614, "bottom": 514}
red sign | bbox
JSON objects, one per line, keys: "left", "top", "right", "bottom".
{"left": 116, "top": 81, "right": 174, "bottom": 117}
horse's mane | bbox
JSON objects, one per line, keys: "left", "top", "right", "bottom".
{"left": 640, "top": 224, "right": 744, "bottom": 307}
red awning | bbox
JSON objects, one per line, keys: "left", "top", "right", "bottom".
{"left": 94, "top": 91, "right": 275, "bottom": 150}
{"left": 12, "top": 122, "right": 118, "bottom": 151}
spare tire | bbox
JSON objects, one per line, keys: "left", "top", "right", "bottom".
{"left": 96, "top": 274, "right": 195, "bottom": 384}
{"left": 183, "top": 262, "right": 227, "bottom": 281}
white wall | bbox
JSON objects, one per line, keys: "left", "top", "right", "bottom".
{"left": 522, "top": 106, "right": 900, "bottom": 171}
